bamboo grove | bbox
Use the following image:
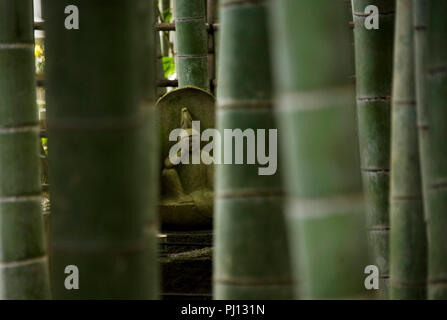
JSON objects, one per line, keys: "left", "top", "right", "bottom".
{"left": 0, "top": 0, "right": 446, "bottom": 300}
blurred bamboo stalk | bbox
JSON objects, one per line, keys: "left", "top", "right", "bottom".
{"left": 271, "top": 0, "right": 369, "bottom": 299}
{"left": 389, "top": 0, "right": 427, "bottom": 300}
{"left": 174, "top": 0, "right": 209, "bottom": 90}
{"left": 44, "top": 0, "right": 158, "bottom": 299}
{"left": 0, "top": 0, "right": 51, "bottom": 299}
{"left": 412, "top": 0, "right": 431, "bottom": 298}
{"left": 214, "top": 0, "right": 293, "bottom": 299}
{"left": 413, "top": 0, "right": 429, "bottom": 213}
{"left": 424, "top": 0, "right": 447, "bottom": 300}
{"left": 351, "top": 0, "right": 395, "bottom": 298}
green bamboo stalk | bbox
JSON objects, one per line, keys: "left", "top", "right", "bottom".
{"left": 174, "top": 0, "right": 209, "bottom": 90}
{"left": 389, "top": 0, "right": 427, "bottom": 300}
{"left": 160, "top": 0, "right": 171, "bottom": 57}
{"left": 424, "top": 0, "right": 447, "bottom": 300}
{"left": 44, "top": 0, "right": 158, "bottom": 299}
{"left": 412, "top": 0, "right": 432, "bottom": 298}
{"left": 214, "top": 0, "right": 293, "bottom": 300}
{"left": 0, "top": 0, "right": 51, "bottom": 299}
{"left": 156, "top": 34, "right": 167, "bottom": 97}
{"left": 413, "top": 0, "right": 429, "bottom": 210}
{"left": 213, "top": 0, "right": 220, "bottom": 89}
{"left": 155, "top": 1, "right": 167, "bottom": 97}
{"left": 207, "top": 0, "right": 216, "bottom": 94}
{"left": 271, "top": 0, "right": 369, "bottom": 299}
{"left": 351, "top": 0, "right": 395, "bottom": 298}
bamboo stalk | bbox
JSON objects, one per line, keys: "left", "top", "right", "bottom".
{"left": 160, "top": 0, "right": 171, "bottom": 57}
{"left": 207, "top": 0, "right": 216, "bottom": 94}
{"left": 156, "top": 34, "right": 167, "bottom": 97}
{"left": 214, "top": 0, "right": 293, "bottom": 299}
{"left": 412, "top": 2, "right": 431, "bottom": 299}
{"left": 0, "top": 0, "right": 51, "bottom": 299}
{"left": 213, "top": 0, "right": 220, "bottom": 91}
{"left": 424, "top": 0, "right": 447, "bottom": 300}
{"left": 155, "top": 1, "right": 167, "bottom": 97}
{"left": 174, "top": 0, "right": 209, "bottom": 90}
{"left": 44, "top": 0, "right": 158, "bottom": 299}
{"left": 413, "top": 0, "right": 429, "bottom": 209}
{"left": 351, "top": 0, "right": 395, "bottom": 298}
{"left": 389, "top": 0, "right": 427, "bottom": 300}
{"left": 271, "top": 0, "right": 369, "bottom": 299}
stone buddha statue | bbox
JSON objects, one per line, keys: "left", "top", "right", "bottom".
{"left": 160, "top": 107, "right": 213, "bottom": 229}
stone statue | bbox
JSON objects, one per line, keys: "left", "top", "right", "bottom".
{"left": 160, "top": 107, "right": 213, "bottom": 229}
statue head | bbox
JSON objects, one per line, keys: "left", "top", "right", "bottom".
{"left": 178, "top": 108, "right": 200, "bottom": 154}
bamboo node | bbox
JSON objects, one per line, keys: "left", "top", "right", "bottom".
{"left": 0, "top": 255, "right": 48, "bottom": 269}
{"left": 0, "top": 194, "right": 41, "bottom": 203}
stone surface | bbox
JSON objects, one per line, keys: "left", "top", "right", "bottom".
{"left": 160, "top": 247, "right": 212, "bottom": 299}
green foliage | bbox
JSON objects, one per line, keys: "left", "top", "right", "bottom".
{"left": 162, "top": 56, "right": 176, "bottom": 78}
{"left": 163, "top": 8, "right": 172, "bottom": 23}
{"left": 41, "top": 138, "right": 48, "bottom": 155}
{"left": 157, "top": 0, "right": 172, "bottom": 23}
{"left": 35, "top": 43, "right": 45, "bottom": 75}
